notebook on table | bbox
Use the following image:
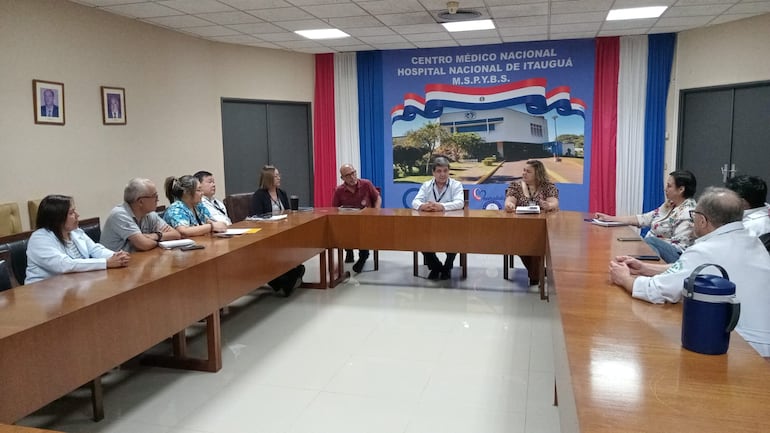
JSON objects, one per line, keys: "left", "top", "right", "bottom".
{"left": 515, "top": 205, "right": 541, "bottom": 214}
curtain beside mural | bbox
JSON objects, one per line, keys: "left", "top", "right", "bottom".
{"left": 356, "top": 51, "right": 385, "bottom": 190}
{"left": 643, "top": 33, "right": 676, "bottom": 212}
{"left": 616, "top": 36, "right": 649, "bottom": 217}
{"left": 334, "top": 53, "right": 360, "bottom": 177}
{"left": 313, "top": 53, "right": 336, "bottom": 207}
{"left": 589, "top": 37, "right": 619, "bottom": 214}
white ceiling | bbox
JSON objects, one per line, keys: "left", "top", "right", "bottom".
{"left": 69, "top": 0, "right": 770, "bottom": 53}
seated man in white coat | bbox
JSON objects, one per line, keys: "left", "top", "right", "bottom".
{"left": 412, "top": 157, "right": 465, "bottom": 280}
{"left": 609, "top": 187, "right": 770, "bottom": 357}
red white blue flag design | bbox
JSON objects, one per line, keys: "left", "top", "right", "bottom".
{"left": 390, "top": 78, "right": 585, "bottom": 123}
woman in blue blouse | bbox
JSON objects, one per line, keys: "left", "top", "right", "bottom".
{"left": 26, "top": 194, "right": 129, "bottom": 284}
{"left": 163, "top": 175, "right": 227, "bottom": 237}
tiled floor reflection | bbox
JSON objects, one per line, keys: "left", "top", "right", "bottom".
{"left": 18, "top": 252, "right": 560, "bottom": 433}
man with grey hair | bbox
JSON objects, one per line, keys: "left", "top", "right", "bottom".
{"left": 101, "top": 178, "right": 181, "bottom": 252}
{"left": 609, "top": 187, "right": 770, "bottom": 357}
{"left": 412, "top": 157, "right": 465, "bottom": 280}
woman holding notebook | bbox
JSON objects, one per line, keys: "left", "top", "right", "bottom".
{"left": 594, "top": 170, "right": 697, "bottom": 263}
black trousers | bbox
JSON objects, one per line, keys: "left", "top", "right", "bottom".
{"left": 422, "top": 252, "right": 456, "bottom": 271}
{"left": 268, "top": 265, "right": 304, "bottom": 289}
{"left": 345, "top": 249, "right": 370, "bottom": 259}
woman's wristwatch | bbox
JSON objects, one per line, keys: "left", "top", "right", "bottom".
{"left": 155, "top": 231, "right": 163, "bottom": 243}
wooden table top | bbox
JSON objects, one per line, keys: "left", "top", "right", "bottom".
{"left": 0, "top": 212, "right": 328, "bottom": 424}
{"left": 547, "top": 212, "right": 770, "bottom": 433}
{"left": 2, "top": 209, "right": 768, "bottom": 433}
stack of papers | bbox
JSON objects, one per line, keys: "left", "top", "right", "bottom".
{"left": 515, "top": 205, "right": 541, "bottom": 214}
{"left": 590, "top": 218, "right": 626, "bottom": 227}
{"left": 213, "top": 228, "right": 261, "bottom": 237}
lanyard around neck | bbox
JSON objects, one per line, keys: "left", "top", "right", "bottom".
{"left": 432, "top": 180, "right": 449, "bottom": 202}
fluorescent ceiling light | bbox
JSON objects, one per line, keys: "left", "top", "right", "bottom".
{"left": 607, "top": 6, "right": 667, "bottom": 21}
{"left": 295, "top": 28, "right": 350, "bottom": 40}
{"left": 442, "top": 19, "right": 495, "bottom": 32}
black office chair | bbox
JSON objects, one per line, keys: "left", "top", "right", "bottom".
{"left": 0, "top": 231, "right": 32, "bottom": 285}
{"left": 224, "top": 192, "right": 255, "bottom": 223}
{"left": 0, "top": 259, "right": 13, "bottom": 292}
{"left": 79, "top": 217, "right": 101, "bottom": 243}
{"left": 760, "top": 232, "right": 770, "bottom": 253}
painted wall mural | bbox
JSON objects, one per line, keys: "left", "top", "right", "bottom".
{"left": 381, "top": 39, "right": 595, "bottom": 211}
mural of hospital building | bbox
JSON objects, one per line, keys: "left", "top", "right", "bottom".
{"left": 439, "top": 108, "right": 573, "bottom": 160}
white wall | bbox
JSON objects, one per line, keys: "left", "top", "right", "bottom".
{"left": 665, "top": 13, "right": 770, "bottom": 172}
{"left": 0, "top": 0, "right": 314, "bottom": 230}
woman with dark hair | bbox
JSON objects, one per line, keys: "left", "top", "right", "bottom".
{"left": 595, "top": 169, "right": 697, "bottom": 263}
{"left": 504, "top": 160, "right": 560, "bottom": 212}
{"left": 249, "top": 165, "right": 304, "bottom": 296}
{"left": 26, "top": 195, "right": 129, "bottom": 284}
{"left": 504, "top": 160, "right": 560, "bottom": 286}
{"left": 163, "top": 175, "right": 228, "bottom": 237}
{"left": 251, "top": 165, "right": 289, "bottom": 216}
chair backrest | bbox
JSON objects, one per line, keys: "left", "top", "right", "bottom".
{"left": 0, "top": 259, "right": 13, "bottom": 292}
{"left": 224, "top": 192, "right": 254, "bottom": 224}
{"left": 0, "top": 247, "right": 22, "bottom": 289}
{"left": 0, "top": 230, "right": 33, "bottom": 285}
{"left": 155, "top": 205, "right": 166, "bottom": 220}
{"left": 463, "top": 189, "right": 469, "bottom": 209}
{"left": 79, "top": 217, "right": 101, "bottom": 243}
{"left": 760, "top": 232, "right": 770, "bottom": 254}
{"left": 0, "top": 202, "right": 22, "bottom": 237}
{"left": 27, "top": 198, "right": 42, "bottom": 230}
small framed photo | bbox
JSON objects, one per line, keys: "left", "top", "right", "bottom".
{"left": 101, "top": 86, "right": 126, "bottom": 125}
{"left": 33, "top": 79, "right": 65, "bottom": 125}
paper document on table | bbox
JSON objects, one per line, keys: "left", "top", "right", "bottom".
{"left": 245, "top": 214, "right": 288, "bottom": 221}
{"left": 590, "top": 219, "right": 627, "bottom": 227}
{"left": 159, "top": 239, "right": 195, "bottom": 249}
{"left": 214, "top": 228, "right": 261, "bottom": 237}
{"left": 515, "top": 205, "right": 541, "bottom": 214}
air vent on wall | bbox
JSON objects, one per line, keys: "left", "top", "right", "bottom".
{"left": 436, "top": 1, "right": 482, "bottom": 22}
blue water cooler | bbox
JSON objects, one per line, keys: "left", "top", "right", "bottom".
{"left": 681, "top": 264, "right": 741, "bottom": 355}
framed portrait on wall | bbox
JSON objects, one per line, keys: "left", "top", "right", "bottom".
{"left": 101, "top": 86, "right": 126, "bottom": 125}
{"left": 33, "top": 79, "right": 65, "bottom": 125}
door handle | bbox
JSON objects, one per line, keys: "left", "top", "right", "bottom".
{"left": 721, "top": 163, "right": 736, "bottom": 183}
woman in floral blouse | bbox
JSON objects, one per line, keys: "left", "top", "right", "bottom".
{"left": 595, "top": 170, "right": 697, "bottom": 263}
{"left": 504, "top": 160, "right": 560, "bottom": 286}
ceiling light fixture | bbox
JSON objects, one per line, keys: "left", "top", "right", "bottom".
{"left": 295, "top": 29, "right": 350, "bottom": 40}
{"left": 442, "top": 19, "right": 495, "bottom": 32}
{"left": 437, "top": 1, "right": 482, "bottom": 21}
{"left": 606, "top": 6, "right": 667, "bottom": 21}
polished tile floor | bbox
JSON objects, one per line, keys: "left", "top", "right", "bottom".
{"left": 19, "top": 252, "right": 561, "bottom": 433}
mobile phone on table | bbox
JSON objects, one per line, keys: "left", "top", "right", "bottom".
{"left": 617, "top": 236, "right": 642, "bottom": 241}
{"left": 632, "top": 255, "right": 660, "bottom": 261}
{"left": 180, "top": 244, "right": 205, "bottom": 251}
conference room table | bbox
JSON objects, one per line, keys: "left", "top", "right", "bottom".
{"left": 1, "top": 208, "right": 769, "bottom": 432}
{"left": 546, "top": 212, "right": 770, "bottom": 433}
